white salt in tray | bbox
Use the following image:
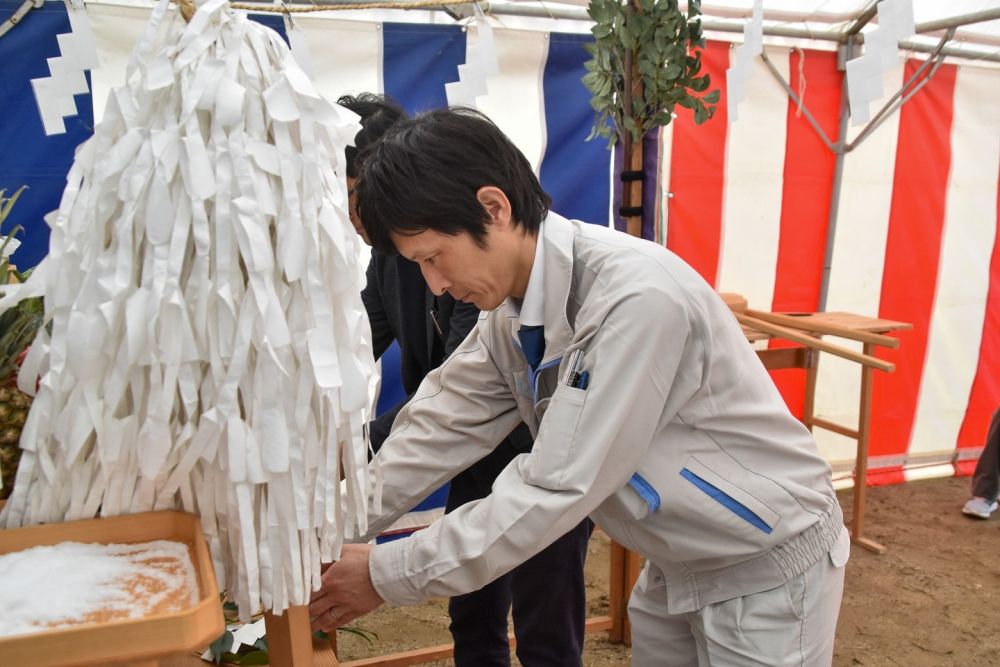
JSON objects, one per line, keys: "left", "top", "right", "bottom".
{"left": 0, "top": 511, "right": 223, "bottom": 667}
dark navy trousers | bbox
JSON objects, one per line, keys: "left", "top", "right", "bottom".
{"left": 446, "top": 517, "right": 593, "bottom": 667}
{"left": 441, "top": 426, "right": 592, "bottom": 667}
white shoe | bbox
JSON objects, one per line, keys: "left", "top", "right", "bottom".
{"left": 962, "top": 497, "right": 998, "bottom": 519}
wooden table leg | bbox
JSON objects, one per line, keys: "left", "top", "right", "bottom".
{"left": 802, "top": 348, "right": 819, "bottom": 432}
{"left": 852, "top": 343, "right": 887, "bottom": 554}
{"left": 608, "top": 541, "right": 627, "bottom": 643}
{"left": 265, "top": 606, "right": 316, "bottom": 667}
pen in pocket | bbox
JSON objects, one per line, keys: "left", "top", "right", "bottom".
{"left": 563, "top": 349, "right": 584, "bottom": 387}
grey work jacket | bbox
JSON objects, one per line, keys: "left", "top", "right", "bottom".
{"left": 359, "top": 212, "right": 844, "bottom": 614}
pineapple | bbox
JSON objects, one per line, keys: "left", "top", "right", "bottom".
{"left": 0, "top": 187, "right": 43, "bottom": 499}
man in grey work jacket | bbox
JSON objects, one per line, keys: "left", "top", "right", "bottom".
{"left": 309, "top": 108, "right": 850, "bottom": 666}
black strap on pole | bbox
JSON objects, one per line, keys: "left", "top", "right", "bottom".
{"left": 620, "top": 170, "right": 644, "bottom": 182}
{"left": 618, "top": 206, "right": 643, "bottom": 217}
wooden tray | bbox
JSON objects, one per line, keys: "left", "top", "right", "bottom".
{"left": 0, "top": 510, "right": 223, "bottom": 667}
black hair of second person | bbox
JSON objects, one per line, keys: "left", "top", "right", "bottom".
{"left": 355, "top": 107, "right": 552, "bottom": 256}
{"left": 336, "top": 93, "right": 408, "bottom": 178}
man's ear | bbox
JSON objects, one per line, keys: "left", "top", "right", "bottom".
{"left": 476, "top": 186, "right": 513, "bottom": 228}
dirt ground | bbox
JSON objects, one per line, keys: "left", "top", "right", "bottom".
{"left": 335, "top": 475, "right": 1000, "bottom": 666}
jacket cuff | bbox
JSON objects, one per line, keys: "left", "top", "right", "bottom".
{"left": 369, "top": 537, "right": 427, "bottom": 606}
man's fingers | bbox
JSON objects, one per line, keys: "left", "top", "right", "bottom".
{"left": 311, "top": 608, "right": 338, "bottom": 634}
{"left": 308, "top": 594, "right": 331, "bottom": 619}
{"left": 310, "top": 607, "right": 359, "bottom": 634}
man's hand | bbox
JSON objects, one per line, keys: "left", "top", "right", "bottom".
{"left": 309, "top": 544, "right": 385, "bottom": 633}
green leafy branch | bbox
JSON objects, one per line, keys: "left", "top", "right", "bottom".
{"left": 206, "top": 593, "right": 378, "bottom": 665}
{"left": 583, "top": 0, "right": 719, "bottom": 149}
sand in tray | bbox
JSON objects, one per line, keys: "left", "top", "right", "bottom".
{"left": 0, "top": 540, "right": 200, "bottom": 637}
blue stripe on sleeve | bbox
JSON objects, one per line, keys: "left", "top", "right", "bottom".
{"left": 628, "top": 473, "right": 661, "bottom": 513}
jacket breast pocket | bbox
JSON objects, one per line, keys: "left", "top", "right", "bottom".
{"left": 524, "top": 384, "right": 586, "bottom": 490}
{"left": 679, "top": 457, "right": 780, "bottom": 535}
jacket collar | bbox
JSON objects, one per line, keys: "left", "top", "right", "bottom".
{"left": 505, "top": 211, "right": 577, "bottom": 365}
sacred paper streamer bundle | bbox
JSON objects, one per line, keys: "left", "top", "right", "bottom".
{"left": 0, "top": 0, "right": 378, "bottom": 617}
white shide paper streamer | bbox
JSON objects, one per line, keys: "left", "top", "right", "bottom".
{"left": 846, "top": 0, "right": 915, "bottom": 125}
{"left": 0, "top": 0, "right": 378, "bottom": 619}
{"left": 445, "top": 15, "right": 499, "bottom": 108}
{"left": 725, "top": 0, "right": 762, "bottom": 124}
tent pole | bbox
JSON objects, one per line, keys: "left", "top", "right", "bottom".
{"left": 759, "top": 51, "right": 837, "bottom": 153}
{"left": 817, "top": 37, "right": 857, "bottom": 313}
{"left": 618, "top": 0, "right": 643, "bottom": 240}
{"left": 818, "top": 2, "right": 888, "bottom": 312}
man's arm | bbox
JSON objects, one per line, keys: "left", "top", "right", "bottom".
{"left": 364, "top": 282, "right": 703, "bottom": 606}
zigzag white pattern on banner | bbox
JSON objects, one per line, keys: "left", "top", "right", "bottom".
{"left": 30, "top": 0, "right": 99, "bottom": 135}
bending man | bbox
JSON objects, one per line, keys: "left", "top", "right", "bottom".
{"left": 311, "top": 108, "right": 849, "bottom": 666}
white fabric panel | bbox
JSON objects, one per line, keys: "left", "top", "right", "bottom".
{"left": 716, "top": 45, "right": 789, "bottom": 311}
{"left": 295, "top": 17, "right": 383, "bottom": 103}
{"left": 813, "top": 62, "right": 905, "bottom": 465}
{"left": 477, "top": 27, "right": 549, "bottom": 174}
{"left": 905, "top": 66, "right": 1000, "bottom": 471}
{"left": 85, "top": 4, "right": 153, "bottom": 124}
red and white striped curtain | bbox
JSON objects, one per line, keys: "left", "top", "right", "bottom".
{"left": 651, "top": 41, "right": 1000, "bottom": 487}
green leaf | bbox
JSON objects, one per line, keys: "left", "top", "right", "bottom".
{"left": 694, "top": 104, "right": 709, "bottom": 125}
{"left": 338, "top": 626, "right": 380, "bottom": 648}
{"left": 677, "top": 95, "right": 697, "bottom": 109}
{"left": 690, "top": 75, "right": 710, "bottom": 92}
{"left": 703, "top": 89, "right": 720, "bottom": 104}
{"left": 632, "top": 13, "right": 653, "bottom": 39}
{"left": 241, "top": 651, "right": 270, "bottom": 666}
{"left": 663, "top": 63, "right": 682, "bottom": 80}
{"left": 208, "top": 631, "right": 235, "bottom": 664}
{"left": 0, "top": 186, "right": 27, "bottom": 231}
{"left": 592, "top": 23, "right": 613, "bottom": 39}
{"left": 618, "top": 22, "right": 632, "bottom": 49}
{"left": 637, "top": 57, "right": 658, "bottom": 79}
{"left": 599, "top": 76, "right": 613, "bottom": 97}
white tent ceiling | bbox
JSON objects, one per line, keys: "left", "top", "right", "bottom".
{"left": 486, "top": 0, "right": 1000, "bottom": 62}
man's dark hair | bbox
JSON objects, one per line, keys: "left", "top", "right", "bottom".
{"left": 337, "top": 93, "right": 407, "bottom": 178}
{"left": 355, "top": 107, "right": 552, "bottom": 256}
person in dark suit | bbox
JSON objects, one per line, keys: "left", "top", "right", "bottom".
{"left": 339, "top": 94, "right": 592, "bottom": 667}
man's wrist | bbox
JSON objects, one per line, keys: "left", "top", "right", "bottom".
{"left": 368, "top": 537, "right": 426, "bottom": 606}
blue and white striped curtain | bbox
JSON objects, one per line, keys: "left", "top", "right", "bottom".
{"left": 0, "top": 0, "right": 614, "bottom": 534}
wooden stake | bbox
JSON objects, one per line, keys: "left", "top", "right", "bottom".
{"left": 264, "top": 606, "right": 315, "bottom": 667}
